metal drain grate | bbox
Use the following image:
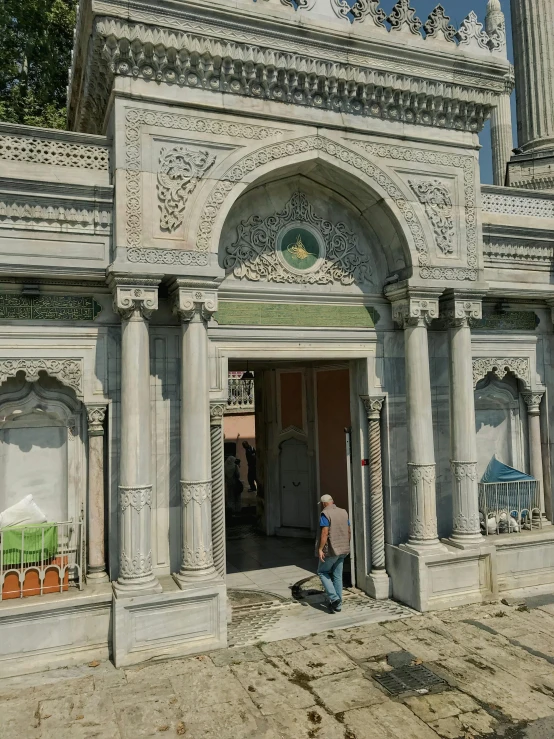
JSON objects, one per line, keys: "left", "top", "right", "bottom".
{"left": 373, "top": 665, "right": 447, "bottom": 696}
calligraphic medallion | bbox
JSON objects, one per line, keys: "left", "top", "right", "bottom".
{"left": 277, "top": 224, "right": 324, "bottom": 274}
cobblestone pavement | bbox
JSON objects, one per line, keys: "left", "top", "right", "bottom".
{"left": 3, "top": 598, "right": 554, "bottom": 738}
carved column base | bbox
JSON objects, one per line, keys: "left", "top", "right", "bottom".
{"left": 87, "top": 567, "right": 110, "bottom": 583}
{"left": 173, "top": 480, "right": 219, "bottom": 588}
{"left": 448, "top": 462, "right": 484, "bottom": 549}
{"left": 406, "top": 464, "right": 446, "bottom": 552}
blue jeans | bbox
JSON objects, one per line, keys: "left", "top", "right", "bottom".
{"left": 317, "top": 554, "right": 347, "bottom": 606}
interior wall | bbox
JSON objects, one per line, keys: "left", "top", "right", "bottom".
{"left": 316, "top": 368, "right": 351, "bottom": 511}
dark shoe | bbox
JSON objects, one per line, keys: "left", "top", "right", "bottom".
{"left": 331, "top": 600, "right": 342, "bottom": 613}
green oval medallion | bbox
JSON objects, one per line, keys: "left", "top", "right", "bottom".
{"left": 278, "top": 227, "right": 321, "bottom": 271}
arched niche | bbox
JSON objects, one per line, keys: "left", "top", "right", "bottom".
{"left": 218, "top": 166, "right": 410, "bottom": 296}
{"left": 475, "top": 375, "right": 526, "bottom": 479}
{"left": 0, "top": 376, "right": 85, "bottom": 525}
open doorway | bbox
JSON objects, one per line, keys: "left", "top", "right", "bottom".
{"left": 223, "top": 361, "right": 353, "bottom": 601}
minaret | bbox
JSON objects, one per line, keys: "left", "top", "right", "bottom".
{"left": 511, "top": 0, "right": 554, "bottom": 152}
{"left": 486, "top": 0, "right": 513, "bottom": 186}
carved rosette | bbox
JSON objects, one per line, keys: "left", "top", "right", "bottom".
{"left": 87, "top": 405, "right": 107, "bottom": 437}
{"left": 173, "top": 286, "right": 218, "bottom": 323}
{"left": 522, "top": 392, "right": 544, "bottom": 416}
{"left": 451, "top": 462, "right": 481, "bottom": 538}
{"left": 444, "top": 299, "right": 483, "bottom": 329}
{"left": 407, "top": 464, "right": 439, "bottom": 543}
{"left": 112, "top": 280, "right": 160, "bottom": 321}
{"left": 392, "top": 297, "right": 439, "bottom": 329}
{"left": 120, "top": 485, "right": 154, "bottom": 513}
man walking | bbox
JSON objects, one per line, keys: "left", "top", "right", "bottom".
{"left": 317, "top": 494, "right": 350, "bottom": 613}
{"left": 242, "top": 440, "right": 257, "bottom": 493}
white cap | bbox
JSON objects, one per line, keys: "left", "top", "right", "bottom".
{"left": 319, "top": 495, "right": 333, "bottom": 505}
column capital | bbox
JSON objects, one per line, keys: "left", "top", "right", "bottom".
{"left": 210, "top": 402, "right": 227, "bottom": 425}
{"left": 87, "top": 404, "right": 107, "bottom": 437}
{"left": 522, "top": 391, "right": 545, "bottom": 415}
{"left": 441, "top": 291, "right": 483, "bottom": 328}
{"left": 108, "top": 275, "right": 160, "bottom": 321}
{"left": 362, "top": 396, "right": 385, "bottom": 420}
{"left": 171, "top": 280, "right": 218, "bottom": 323}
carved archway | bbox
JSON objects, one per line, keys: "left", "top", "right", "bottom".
{"left": 196, "top": 135, "right": 427, "bottom": 272}
{"left": 0, "top": 359, "right": 83, "bottom": 398}
{"left": 472, "top": 357, "right": 531, "bottom": 391}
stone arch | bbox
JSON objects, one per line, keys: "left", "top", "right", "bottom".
{"left": 472, "top": 357, "right": 532, "bottom": 391}
{"left": 196, "top": 135, "right": 429, "bottom": 274}
{"left": 0, "top": 358, "right": 83, "bottom": 398}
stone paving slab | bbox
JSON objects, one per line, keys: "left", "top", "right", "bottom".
{"left": 5, "top": 600, "right": 554, "bottom": 737}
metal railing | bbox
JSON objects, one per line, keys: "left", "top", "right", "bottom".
{"left": 227, "top": 376, "right": 255, "bottom": 413}
{"left": 479, "top": 481, "right": 542, "bottom": 535}
{"left": 0, "top": 519, "right": 84, "bottom": 601}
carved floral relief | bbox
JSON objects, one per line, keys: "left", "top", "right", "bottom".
{"left": 224, "top": 192, "right": 371, "bottom": 286}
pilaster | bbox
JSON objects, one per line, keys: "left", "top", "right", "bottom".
{"left": 362, "top": 396, "right": 390, "bottom": 600}
{"left": 522, "top": 391, "right": 548, "bottom": 520}
{"left": 86, "top": 404, "right": 109, "bottom": 582}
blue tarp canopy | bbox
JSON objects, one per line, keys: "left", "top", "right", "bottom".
{"left": 481, "top": 455, "right": 534, "bottom": 483}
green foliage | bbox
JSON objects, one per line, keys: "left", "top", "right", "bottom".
{"left": 0, "top": 0, "right": 76, "bottom": 129}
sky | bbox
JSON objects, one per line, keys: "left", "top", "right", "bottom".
{"left": 377, "top": 0, "right": 514, "bottom": 184}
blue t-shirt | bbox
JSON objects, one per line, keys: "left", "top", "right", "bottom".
{"left": 320, "top": 513, "right": 350, "bottom": 527}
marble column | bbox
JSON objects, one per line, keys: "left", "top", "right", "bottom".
{"left": 391, "top": 295, "right": 442, "bottom": 550}
{"left": 210, "top": 402, "right": 227, "bottom": 579}
{"left": 490, "top": 90, "right": 514, "bottom": 186}
{"left": 522, "top": 391, "right": 547, "bottom": 518}
{"left": 362, "top": 397, "right": 386, "bottom": 572}
{"left": 173, "top": 283, "right": 219, "bottom": 585}
{"left": 511, "top": 0, "right": 554, "bottom": 152}
{"left": 443, "top": 294, "right": 484, "bottom": 547}
{"left": 86, "top": 404, "right": 109, "bottom": 582}
{"left": 112, "top": 278, "right": 161, "bottom": 594}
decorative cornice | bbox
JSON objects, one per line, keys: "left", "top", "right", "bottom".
{"left": 0, "top": 199, "right": 111, "bottom": 235}
{"left": 74, "top": 15, "right": 506, "bottom": 135}
{"left": 127, "top": 248, "right": 209, "bottom": 266}
{"left": 0, "top": 358, "right": 83, "bottom": 397}
{"left": 483, "top": 239, "right": 554, "bottom": 267}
